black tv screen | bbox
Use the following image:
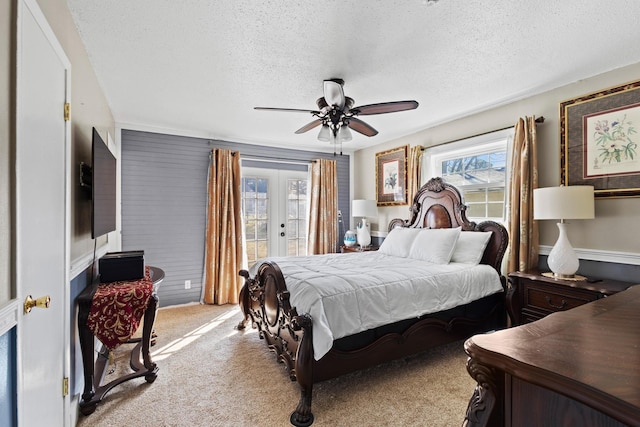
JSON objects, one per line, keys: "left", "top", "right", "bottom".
{"left": 91, "top": 127, "right": 117, "bottom": 238}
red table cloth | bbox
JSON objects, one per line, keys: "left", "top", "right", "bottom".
{"left": 87, "top": 266, "right": 153, "bottom": 351}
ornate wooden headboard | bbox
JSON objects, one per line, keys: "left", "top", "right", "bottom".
{"left": 388, "top": 177, "right": 508, "bottom": 272}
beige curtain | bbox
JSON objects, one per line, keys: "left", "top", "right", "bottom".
{"left": 203, "top": 148, "right": 244, "bottom": 305}
{"left": 407, "top": 145, "right": 423, "bottom": 203}
{"left": 507, "top": 116, "right": 539, "bottom": 273}
{"left": 307, "top": 158, "right": 338, "bottom": 254}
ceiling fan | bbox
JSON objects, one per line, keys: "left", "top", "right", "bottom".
{"left": 254, "top": 78, "right": 419, "bottom": 146}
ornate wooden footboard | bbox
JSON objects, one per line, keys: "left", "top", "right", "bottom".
{"left": 237, "top": 262, "right": 315, "bottom": 426}
{"left": 237, "top": 177, "right": 509, "bottom": 426}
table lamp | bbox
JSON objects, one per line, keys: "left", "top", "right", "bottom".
{"left": 352, "top": 199, "right": 377, "bottom": 247}
{"left": 533, "top": 185, "right": 595, "bottom": 279}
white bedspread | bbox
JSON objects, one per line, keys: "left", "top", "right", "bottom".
{"left": 249, "top": 252, "right": 503, "bottom": 360}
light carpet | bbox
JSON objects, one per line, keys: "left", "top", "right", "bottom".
{"left": 76, "top": 303, "right": 477, "bottom": 427}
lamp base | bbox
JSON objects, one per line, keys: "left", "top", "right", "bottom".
{"left": 356, "top": 218, "right": 371, "bottom": 248}
{"left": 542, "top": 272, "right": 587, "bottom": 281}
{"left": 547, "top": 222, "right": 580, "bottom": 278}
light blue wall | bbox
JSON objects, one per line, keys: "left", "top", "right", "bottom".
{"left": 70, "top": 267, "right": 94, "bottom": 398}
{"left": 0, "top": 328, "right": 17, "bottom": 427}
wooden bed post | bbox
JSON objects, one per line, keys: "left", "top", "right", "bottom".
{"left": 290, "top": 313, "right": 314, "bottom": 427}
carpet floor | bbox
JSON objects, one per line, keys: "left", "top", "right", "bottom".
{"left": 76, "top": 303, "right": 477, "bottom": 427}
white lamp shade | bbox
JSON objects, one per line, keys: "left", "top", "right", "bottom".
{"left": 533, "top": 186, "right": 595, "bottom": 220}
{"left": 352, "top": 199, "right": 377, "bottom": 218}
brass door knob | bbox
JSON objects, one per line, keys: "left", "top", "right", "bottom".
{"left": 24, "top": 295, "right": 51, "bottom": 314}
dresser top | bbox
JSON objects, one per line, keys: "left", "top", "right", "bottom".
{"left": 466, "top": 285, "right": 640, "bottom": 424}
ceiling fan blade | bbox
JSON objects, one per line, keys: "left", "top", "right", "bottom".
{"left": 294, "top": 119, "right": 323, "bottom": 134}
{"left": 347, "top": 117, "right": 378, "bottom": 137}
{"left": 323, "top": 79, "right": 345, "bottom": 109}
{"left": 254, "top": 107, "right": 320, "bottom": 114}
{"left": 352, "top": 100, "right": 419, "bottom": 115}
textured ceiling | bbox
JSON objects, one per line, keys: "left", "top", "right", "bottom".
{"left": 66, "top": 0, "right": 640, "bottom": 153}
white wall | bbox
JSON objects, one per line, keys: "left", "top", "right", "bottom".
{"left": 0, "top": 1, "right": 13, "bottom": 305}
{"left": 354, "top": 62, "right": 640, "bottom": 254}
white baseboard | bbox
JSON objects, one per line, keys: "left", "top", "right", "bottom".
{"left": 539, "top": 245, "right": 640, "bottom": 266}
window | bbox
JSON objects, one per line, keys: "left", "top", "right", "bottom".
{"left": 422, "top": 128, "right": 514, "bottom": 222}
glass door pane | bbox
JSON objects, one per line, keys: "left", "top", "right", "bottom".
{"left": 286, "top": 177, "right": 307, "bottom": 256}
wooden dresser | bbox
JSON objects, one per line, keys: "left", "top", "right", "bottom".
{"left": 463, "top": 284, "right": 640, "bottom": 427}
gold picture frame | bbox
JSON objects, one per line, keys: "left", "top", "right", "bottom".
{"left": 375, "top": 145, "right": 408, "bottom": 206}
{"left": 561, "top": 79, "right": 640, "bottom": 198}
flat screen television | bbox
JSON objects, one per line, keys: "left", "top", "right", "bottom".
{"left": 91, "top": 127, "right": 117, "bottom": 238}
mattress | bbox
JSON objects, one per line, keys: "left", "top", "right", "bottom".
{"left": 250, "top": 252, "right": 503, "bottom": 360}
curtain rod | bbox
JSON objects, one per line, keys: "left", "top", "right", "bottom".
{"left": 420, "top": 116, "right": 545, "bottom": 151}
{"left": 241, "top": 155, "right": 312, "bottom": 165}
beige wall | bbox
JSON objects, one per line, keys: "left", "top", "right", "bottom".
{"left": 354, "top": 63, "right": 640, "bottom": 254}
{"left": 36, "top": 0, "right": 115, "bottom": 262}
{"left": 0, "top": 1, "right": 14, "bottom": 305}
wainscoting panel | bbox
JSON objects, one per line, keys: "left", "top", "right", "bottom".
{"left": 120, "top": 130, "right": 350, "bottom": 307}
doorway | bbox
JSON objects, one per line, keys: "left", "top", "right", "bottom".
{"left": 241, "top": 166, "right": 308, "bottom": 265}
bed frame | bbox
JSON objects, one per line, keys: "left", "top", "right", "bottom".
{"left": 237, "top": 177, "right": 509, "bottom": 426}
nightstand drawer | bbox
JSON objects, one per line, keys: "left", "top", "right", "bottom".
{"left": 523, "top": 281, "right": 597, "bottom": 314}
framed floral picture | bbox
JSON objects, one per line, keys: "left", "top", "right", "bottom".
{"left": 561, "top": 79, "right": 640, "bottom": 198}
{"left": 375, "top": 145, "right": 408, "bottom": 206}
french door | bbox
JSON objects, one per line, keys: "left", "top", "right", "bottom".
{"left": 242, "top": 167, "right": 308, "bottom": 265}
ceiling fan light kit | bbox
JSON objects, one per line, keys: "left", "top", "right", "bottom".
{"left": 317, "top": 125, "right": 331, "bottom": 142}
{"left": 255, "top": 79, "right": 418, "bottom": 153}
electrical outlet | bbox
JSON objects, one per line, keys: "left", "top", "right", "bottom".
{"left": 184, "top": 280, "right": 191, "bottom": 289}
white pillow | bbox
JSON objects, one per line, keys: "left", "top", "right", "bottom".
{"left": 408, "top": 227, "right": 461, "bottom": 264}
{"left": 378, "top": 227, "right": 421, "bottom": 258}
{"left": 451, "top": 231, "right": 492, "bottom": 265}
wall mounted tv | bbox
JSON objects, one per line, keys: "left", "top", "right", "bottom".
{"left": 91, "top": 127, "right": 117, "bottom": 239}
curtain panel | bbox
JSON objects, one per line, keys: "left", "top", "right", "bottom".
{"left": 507, "top": 116, "right": 539, "bottom": 273}
{"left": 407, "top": 145, "right": 423, "bottom": 203}
{"left": 307, "top": 158, "right": 338, "bottom": 254}
{"left": 203, "top": 149, "right": 244, "bottom": 305}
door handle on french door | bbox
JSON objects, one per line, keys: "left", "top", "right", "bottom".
{"left": 280, "top": 232, "right": 285, "bottom": 237}
{"left": 280, "top": 223, "right": 285, "bottom": 237}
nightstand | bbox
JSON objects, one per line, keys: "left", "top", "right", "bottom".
{"left": 340, "top": 245, "right": 379, "bottom": 253}
{"left": 506, "top": 270, "right": 635, "bottom": 326}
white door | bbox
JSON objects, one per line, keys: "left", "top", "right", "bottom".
{"left": 16, "top": 0, "right": 71, "bottom": 425}
{"left": 242, "top": 167, "right": 308, "bottom": 264}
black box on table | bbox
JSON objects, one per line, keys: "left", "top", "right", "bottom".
{"left": 99, "top": 251, "right": 145, "bottom": 283}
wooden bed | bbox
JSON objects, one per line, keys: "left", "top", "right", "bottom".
{"left": 237, "top": 177, "right": 509, "bottom": 426}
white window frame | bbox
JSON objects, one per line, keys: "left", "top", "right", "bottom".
{"left": 422, "top": 128, "right": 514, "bottom": 222}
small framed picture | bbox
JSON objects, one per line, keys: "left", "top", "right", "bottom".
{"left": 375, "top": 145, "right": 408, "bottom": 206}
